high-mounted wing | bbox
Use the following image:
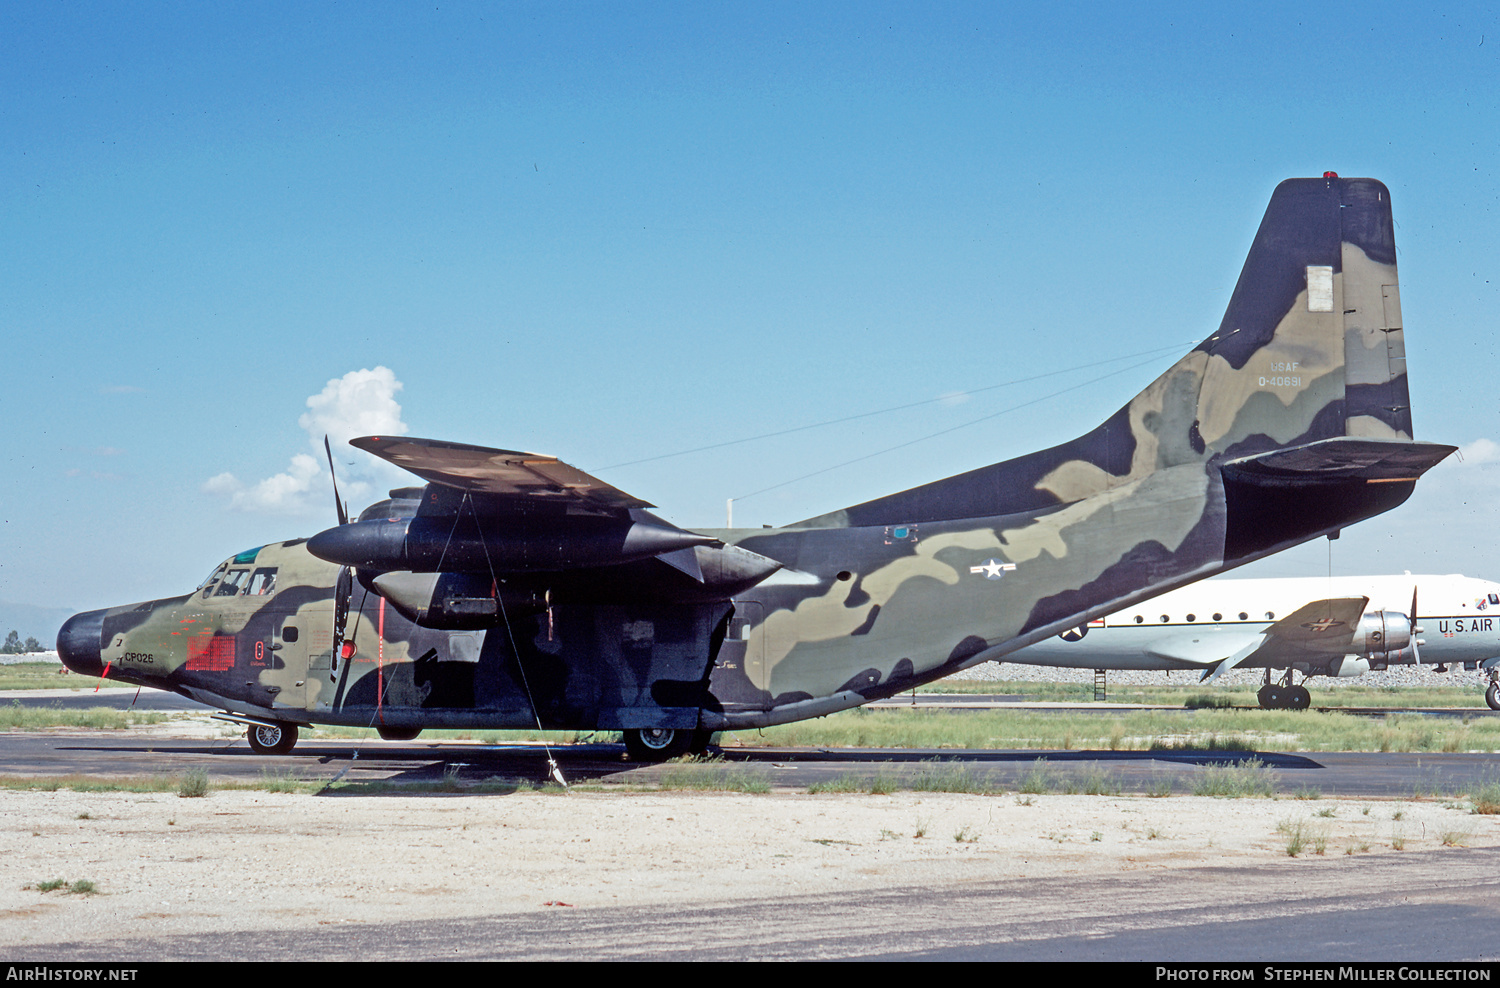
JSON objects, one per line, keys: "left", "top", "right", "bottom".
{"left": 352, "top": 435, "right": 653, "bottom": 512}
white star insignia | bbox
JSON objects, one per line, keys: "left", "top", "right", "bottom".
{"left": 969, "top": 559, "right": 1016, "bottom": 581}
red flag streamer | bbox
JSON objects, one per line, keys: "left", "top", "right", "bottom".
{"left": 377, "top": 595, "right": 386, "bottom": 722}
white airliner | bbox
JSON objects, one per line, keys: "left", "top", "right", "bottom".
{"left": 1008, "top": 574, "right": 1500, "bottom": 709}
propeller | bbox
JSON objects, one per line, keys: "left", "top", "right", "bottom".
{"left": 1407, "top": 585, "right": 1424, "bottom": 664}
{"left": 324, "top": 436, "right": 355, "bottom": 669}
{"left": 324, "top": 435, "right": 349, "bottom": 527}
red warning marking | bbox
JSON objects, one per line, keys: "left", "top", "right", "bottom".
{"left": 187, "top": 636, "right": 236, "bottom": 671}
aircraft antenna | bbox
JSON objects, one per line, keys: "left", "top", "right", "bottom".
{"left": 732, "top": 349, "right": 1174, "bottom": 505}
{"left": 466, "top": 492, "right": 568, "bottom": 788}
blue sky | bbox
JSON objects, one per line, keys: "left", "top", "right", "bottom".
{"left": 3, "top": 1, "right": 1498, "bottom": 619}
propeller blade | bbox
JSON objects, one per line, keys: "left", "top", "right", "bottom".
{"left": 1409, "top": 585, "right": 1423, "bottom": 664}
{"left": 323, "top": 435, "right": 349, "bottom": 527}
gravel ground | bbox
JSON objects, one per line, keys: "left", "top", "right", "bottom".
{"left": 3, "top": 782, "right": 1495, "bottom": 948}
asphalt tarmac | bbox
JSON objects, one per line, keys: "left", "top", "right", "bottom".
{"left": 7, "top": 704, "right": 1500, "bottom": 961}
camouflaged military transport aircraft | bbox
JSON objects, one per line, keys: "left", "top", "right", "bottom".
{"left": 1011, "top": 574, "right": 1500, "bottom": 710}
{"left": 59, "top": 175, "right": 1456, "bottom": 760}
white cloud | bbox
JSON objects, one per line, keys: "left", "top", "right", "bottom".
{"left": 299, "top": 367, "right": 407, "bottom": 450}
{"left": 204, "top": 367, "right": 411, "bottom": 516}
{"left": 1455, "top": 438, "right": 1500, "bottom": 466}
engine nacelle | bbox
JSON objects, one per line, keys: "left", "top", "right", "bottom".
{"left": 1328, "top": 655, "right": 1371, "bottom": 678}
{"left": 1350, "top": 610, "right": 1413, "bottom": 658}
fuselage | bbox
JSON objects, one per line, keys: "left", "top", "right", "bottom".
{"left": 1011, "top": 574, "right": 1500, "bottom": 673}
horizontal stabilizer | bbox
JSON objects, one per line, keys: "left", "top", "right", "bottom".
{"left": 1223, "top": 437, "right": 1454, "bottom": 484}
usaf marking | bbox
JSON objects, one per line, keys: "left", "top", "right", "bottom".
{"left": 970, "top": 559, "right": 1017, "bottom": 581}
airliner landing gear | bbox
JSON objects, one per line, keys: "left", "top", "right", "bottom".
{"left": 1257, "top": 672, "right": 1310, "bottom": 710}
{"left": 1486, "top": 669, "right": 1500, "bottom": 711}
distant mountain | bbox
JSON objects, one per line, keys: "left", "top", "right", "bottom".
{"left": 0, "top": 600, "right": 79, "bottom": 649}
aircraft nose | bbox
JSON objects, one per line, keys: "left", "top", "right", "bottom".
{"left": 56, "top": 609, "right": 107, "bottom": 677}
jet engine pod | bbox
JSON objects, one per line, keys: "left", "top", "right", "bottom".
{"left": 307, "top": 515, "right": 718, "bottom": 573}
{"left": 370, "top": 570, "right": 544, "bottom": 629}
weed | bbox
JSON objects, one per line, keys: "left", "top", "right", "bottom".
{"left": 1090, "top": 831, "right": 1103, "bottom": 842}
{"left": 1278, "top": 819, "right": 1305, "bottom": 857}
{"left": 256, "top": 768, "right": 312, "bottom": 794}
{"left": 910, "top": 761, "right": 990, "bottom": 794}
{"left": 807, "top": 774, "right": 862, "bottom": 794}
{"left": 1191, "top": 758, "right": 1277, "bottom": 798}
{"left": 659, "top": 764, "right": 770, "bottom": 794}
{"left": 1064, "top": 763, "right": 1122, "bottom": 796}
{"left": 1391, "top": 827, "right": 1406, "bottom": 850}
{"left": 913, "top": 815, "right": 930, "bottom": 839}
{"left": 1315, "top": 807, "right": 1336, "bottom": 818}
{"left": 1146, "top": 777, "right": 1173, "bottom": 798}
{"left": 67, "top": 880, "right": 98, "bottom": 896}
{"left": 1468, "top": 781, "right": 1500, "bottom": 815}
{"left": 1294, "top": 787, "right": 1323, "bottom": 801}
{"left": 1014, "top": 794, "right": 1034, "bottom": 806}
{"left": 177, "top": 768, "right": 209, "bottom": 799}
{"left": 35, "top": 878, "right": 65, "bottom": 892}
{"left": 75, "top": 812, "right": 91, "bottom": 820}
{"left": 1442, "top": 830, "right": 1472, "bottom": 847}
{"left": 1019, "top": 758, "right": 1053, "bottom": 795}
{"left": 953, "top": 825, "right": 979, "bottom": 843}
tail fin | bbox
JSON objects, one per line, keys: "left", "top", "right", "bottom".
{"left": 794, "top": 176, "right": 1451, "bottom": 564}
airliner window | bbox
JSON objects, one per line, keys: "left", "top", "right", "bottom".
{"left": 248, "top": 568, "right": 278, "bottom": 596}
{"left": 215, "top": 569, "right": 250, "bottom": 597}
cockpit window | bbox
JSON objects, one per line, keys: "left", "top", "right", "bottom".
{"left": 214, "top": 569, "right": 251, "bottom": 597}
{"left": 247, "top": 568, "right": 277, "bottom": 596}
{"left": 232, "top": 546, "right": 264, "bottom": 565}
{"left": 199, "top": 563, "right": 228, "bottom": 599}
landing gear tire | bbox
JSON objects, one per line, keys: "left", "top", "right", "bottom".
{"left": 1286, "top": 685, "right": 1312, "bottom": 710}
{"left": 688, "top": 729, "right": 718, "bottom": 756}
{"left": 1257, "top": 685, "right": 1282, "bottom": 710}
{"left": 1486, "top": 683, "right": 1500, "bottom": 711}
{"left": 247, "top": 722, "right": 298, "bottom": 755}
{"left": 376, "top": 726, "right": 422, "bottom": 741}
{"left": 623, "top": 727, "right": 693, "bottom": 762}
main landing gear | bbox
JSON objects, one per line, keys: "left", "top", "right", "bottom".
{"left": 1257, "top": 671, "right": 1311, "bottom": 711}
{"left": 622, "top": 727, "right": 716, "bottom": 762}
{"left": 246, "top": 722, "right": 299, "bottom": 755}
{"left": 1486, "top": 669, "right": 1500, "bottom": 711}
